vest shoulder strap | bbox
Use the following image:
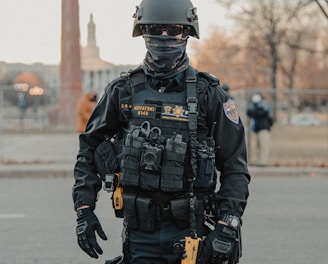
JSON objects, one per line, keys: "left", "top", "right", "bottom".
{"left": 120, "top": 65, "right": 146, "bottom": 92}
{"left": 197, "top": 71, "right": 220, "bottom": 87}
{"left": 120, "top": 65, "right": 145, "bottom": 86}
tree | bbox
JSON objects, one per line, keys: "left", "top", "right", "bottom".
{"left": 191, "top": 28, "right": 273, "bottom": 91}
{"left": 215, "top": 0, "right": 316, "bottom": 118}
{"left": 190, "top": 28, "right": 243, "bottom": 87}
{"left": 313, "top": 0, "right": 328, "bottom": 20}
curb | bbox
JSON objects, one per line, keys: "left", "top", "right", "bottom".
{"left": 0, "top": 163, "right": 74, "bottom": 178}
{"left": 248, "top": 166, "right": 328, "bottom": 177}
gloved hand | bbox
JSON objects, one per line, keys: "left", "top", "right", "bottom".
{"left": 76, "top": 207, "right": 108, "bottom": 258}
{"left": 198, "top": 222, "right": 239, "bottom": 264}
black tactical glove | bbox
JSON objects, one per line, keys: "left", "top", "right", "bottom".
{"left": 198, "top": 222, "right": 239, "bottom": 264}
{"left": 105, "top": 255, "right": 124, "bottom": 264}
{"left": 76, "top": 207, "right": 108, "bottom": 259}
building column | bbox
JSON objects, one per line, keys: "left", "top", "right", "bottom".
{"left": 58, "top": 0, "right": 82, "bottom": 129}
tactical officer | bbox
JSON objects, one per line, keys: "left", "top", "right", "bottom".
{"left": 73, "top": 0, "right": 250, "bottom": 263}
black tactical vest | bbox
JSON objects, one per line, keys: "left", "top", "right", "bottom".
{"left": 120, "top": 68, "right": 190, "bottom": 192}
{"left": 119, "top": 67, "right": 217, "bottom": 193}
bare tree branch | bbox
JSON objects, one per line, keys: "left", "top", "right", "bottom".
{"left": 314, "top": 0, "right": 328, "bottom": 19}
{"left": 301, "top": 0, "right": 328, "bottom": 21}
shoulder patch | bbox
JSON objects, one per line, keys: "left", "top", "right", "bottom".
{"left": 223, "top": 99, "right": 239, "bottom": 125}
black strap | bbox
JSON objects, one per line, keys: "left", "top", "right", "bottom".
{"left": 185, "top": 66, "right": 198, "bottom": 238}
{"left": 186, "top": 66, "right": 198, "bottom": 179}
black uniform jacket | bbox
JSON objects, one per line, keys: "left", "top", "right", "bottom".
{"left": 73, "top": 67, "right": 250, "bottom": 218}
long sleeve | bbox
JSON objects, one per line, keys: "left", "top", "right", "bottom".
{"left": 205, "top": 85, "right": 250, "bottom": 218}
{"left": 72, "top": 80, "right": 123, "bottom": 210}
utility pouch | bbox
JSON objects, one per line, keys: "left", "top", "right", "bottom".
{"left": 94, "top": 138, "right": 120, "bottom": 180}
{"left": 123, "top": 193, "right": 138, "bottom": 229}
{"left": 136, "top": 196, "right": 155, "bottom": 232}
{"left": 194, "top": 139, "right": 216, "bottom": 189}
{"left": 121, "top": 129, "right": 145, "bottom": 187}
{"left": 161, "top": 134, "right": 187, "bottom": 192}
{"left": 170, "top": 197, "right": 192, "bottom": 229}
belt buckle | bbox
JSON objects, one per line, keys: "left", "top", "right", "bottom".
{"left": 161, "top": 204, "right": 172, "bottom": 220}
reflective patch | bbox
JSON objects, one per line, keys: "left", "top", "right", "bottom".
{"left": 161, "top": 104, "right": 188, "bottom": 122}
{"left": 223, "top": 99, "right": 239, "bottom": 125}
{"left": 121, "top": 103, "right": 132, "bottom": 109}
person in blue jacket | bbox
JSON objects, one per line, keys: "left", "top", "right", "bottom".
{"left": 247, "top": 92, "right": 274, "bottom": 166}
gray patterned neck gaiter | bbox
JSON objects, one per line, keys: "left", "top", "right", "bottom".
{"left": 142, "top": 35, "right": 189, "bottom": 80}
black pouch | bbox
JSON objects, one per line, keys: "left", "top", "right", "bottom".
{"left": 194, "top": 139, "right": 216, "bottom": 189}
{"left": 123, "top": 193, "right": 138, "bottom": 229}
{"left": 94, "top": 138, "right": 120, "bottom": 180}
{"left": 161, "top": 134, "right": 187, "bottom": 192}
{"left": 136, "top": 196, "right": 155, "bottom": 232}
{"left": 170, "top": 197, "right": 193, "bottom": 229}
{"left": 139, "top": 169, "right": 161, "bottom": 191}
{"left": 121, "top": 129, "right": 145, "bottom": 187}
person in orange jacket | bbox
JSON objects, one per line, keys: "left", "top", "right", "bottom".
{"left": 77, "top": 91, "right": 98, "bottom": 133}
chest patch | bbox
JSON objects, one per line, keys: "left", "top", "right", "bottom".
{"left": 223, "top": 99, "right": 239, "bottom": 125}
{"left": 161, "top": 104, "right": 188, "bottom": 122}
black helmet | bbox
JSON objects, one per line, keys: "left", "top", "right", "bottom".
{"left": 132, "top": 0, "right": 199, "bottom": 39}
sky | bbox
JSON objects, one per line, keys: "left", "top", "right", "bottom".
{"left": 0, "top": 0, "right": 233, "bottom": 65}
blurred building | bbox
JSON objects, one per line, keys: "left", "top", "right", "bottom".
{"left": 81, "top": 14, "right": 134, "bottom": 95}
{"left": 0, "top": 14, "right": 136, "bottom": 98}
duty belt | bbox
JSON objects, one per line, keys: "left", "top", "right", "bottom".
{"left": 155, "top": 198, "right": 205, "bottom": 221}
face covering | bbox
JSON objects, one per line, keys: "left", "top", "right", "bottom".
{"left": 142, "top": 35, "right": 189, "bottom": 80}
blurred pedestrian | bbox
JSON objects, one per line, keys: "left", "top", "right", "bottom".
{"left": 247, "top": 92, "right": 274, "bottom": 166}
{"left": 77, "top": 91, "right": 97, "bottom": 133}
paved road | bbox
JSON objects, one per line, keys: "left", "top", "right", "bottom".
{"left": 0, "top": 176, "right": 327, "bottom": 264}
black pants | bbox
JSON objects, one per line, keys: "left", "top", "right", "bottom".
{"left": 128, "top": 220, "right": 188, "bottom": 264}
{"left": 127, "top": 212, "right": 209, "bottom": 264}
